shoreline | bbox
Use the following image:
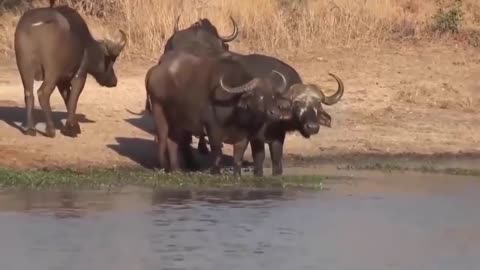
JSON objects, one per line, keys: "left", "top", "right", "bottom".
{"left": 0, "top": 149, "right": 478, "bottom": 190}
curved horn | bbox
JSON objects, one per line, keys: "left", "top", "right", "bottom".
{"left": 106, "top": 29, "right": 127, "bottom": 56}
{"left": 220, "top": 75, "right": 259, "bottom": 94}
{"left": 118, "top": 29, "right": 127, "bottom": 49}
{"left": 220, "top": 16, "right": 238, "bottom": 42}
{"left": 322, "top": 73, "right": 344, "bottom": 105}
{"left": 173, "top": 15, "right": 181, "bottom": 32}
{"left": 272, "top": 70, "right": 287, "bottom": 94}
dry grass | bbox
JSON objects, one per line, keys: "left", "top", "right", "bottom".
{"left": 396, "top": 82, "right": 479, "bottom": 111}
{"left": 0, "top": 0, "right": 479, "bottom": 58}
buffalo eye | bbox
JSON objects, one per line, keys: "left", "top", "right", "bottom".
{"left": 294, "top": 100, "right": 305, "bottom": 107}
{"left": 311, "top": 100, "right": 322, "bottom": 108}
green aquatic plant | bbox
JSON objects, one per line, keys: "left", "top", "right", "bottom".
{"left": 338, "top": 162, "right": 480, "bottom": 177}
{"left": 0, "top": 167, "right": 325, "bottom": 190}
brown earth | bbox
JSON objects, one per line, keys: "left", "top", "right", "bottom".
{"left": 0, "top": 42, "right": 479, "bottom": 170}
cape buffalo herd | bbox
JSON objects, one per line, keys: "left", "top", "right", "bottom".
{"left": 11, "top": 1, "right": 345, "bottom": 177}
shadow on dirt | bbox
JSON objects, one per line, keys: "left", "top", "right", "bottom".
{"left": 107, "top": 136, "right": 245, "bottom": 171}
{"left": 106, "top": 137, "right": 158, "bottom": 169}
{"left": 112, "top": 113, "right": 255, "bottom": 170}
{"left": 123, "top": 112, "right": 155, "bottom": 136}
{"left": 0, "top": 105, "right": 95, "bottom": 134}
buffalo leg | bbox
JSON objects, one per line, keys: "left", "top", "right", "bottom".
{"left": 151, "top": 104, "right": 169, "bottom": 170}
{"left": 167, "top": 127, "right": 184, "bottom": 172}
{"left": 166, "top": 137, "right": 180, "bottom": 172}
{"left": 18, "top": 67, "right": 36, "bottom": 136}
{"left": 61, "top": 75, "right": 86, "bottom": 137}
{"left": 180, "top": 133, "right": 198, "bottom": 171}
{"left": 250, "top": 139, "right": 266, "bottom": 177}
{"left": 37, "top": 80, "right": 57, "bottom": 138}
{"left": 57, "top": 81, "right": 71, "bottom": 110}
{"left": 232, "top": 139, "right": 249, "bottom": 177}
{"left": 206, "top": 127, "right": 223, "bottom": 175}
{"left": 268, "top": 133, "right": 286, "bottom": 176}
{"left": 197, "top": 135, "right": 210, "bottom": 154}
{"left": 23, "top": 91, "right": 36, "bottom": 136}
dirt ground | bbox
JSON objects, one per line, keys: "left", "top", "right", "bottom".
{"left": 0, "top": 42, "right": 479, "bottom": 170}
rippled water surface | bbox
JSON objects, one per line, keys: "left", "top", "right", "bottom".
{"left": 0, "top": 171, "right": 479, "bottom": 270}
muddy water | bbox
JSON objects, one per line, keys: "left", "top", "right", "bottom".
{"left": 0, "top": 171, "right": 479, "bottom": 270}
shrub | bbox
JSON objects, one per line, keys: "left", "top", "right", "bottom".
{"left": 431, "top": 0, "right": 465, "bottom": 33}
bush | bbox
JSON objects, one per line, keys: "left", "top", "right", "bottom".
{"left": 431, "top": 0, "right": 465, "bottom": 33}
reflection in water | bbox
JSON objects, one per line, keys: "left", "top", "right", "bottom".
{"left": 0, "top": 175, "right": 480, "bottom": 270}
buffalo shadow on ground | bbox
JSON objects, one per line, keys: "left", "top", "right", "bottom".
{"left": 0, "top": 104, "right": 95, "bottom": 136}
{"left": 108, "top": 113, "right": 254, "bottom": 170}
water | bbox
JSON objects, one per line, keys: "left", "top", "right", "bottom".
{"left": 0, "top": 171, "right": 479, "bottom": 270}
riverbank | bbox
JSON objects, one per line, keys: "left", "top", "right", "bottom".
{"left": 0, "top": 167, "right": 327, "bottom": 190}
{"left": 0, "top": 158, "right": 478, "bottom": 190}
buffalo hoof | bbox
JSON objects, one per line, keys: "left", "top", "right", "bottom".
{"left": 253, "top": 170, "right": 263, "bottom": 177}
{"left": 72, "top": 122, "right": 81, "bottom": 134}
{"left": 23, "top": 128, "right": 36, "bottom": 136}
{"left": 61, "top": 124, "right": 80, "bottom": 138}
{"left": 272, "top": 168, "right": 283, "bottom": 176}
{"left": 272, "top": 166, "right": 283, "bottom": 176}
{"left": 45, "top": 127, "right": 56, "bottom": 138}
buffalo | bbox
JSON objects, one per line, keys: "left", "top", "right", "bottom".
{"left": 137, "top": 14, "right": 239, "bottom": 152}
{"left": 14, "top": 2, "right": 127, "bottom": 137}
{"left": 163, "top": 14, "right": 238, "bottom": 56}
{"left": 145, "top": 50, "right": 291, "bottom": 176}
{"left": 257, "top": 73, "right": 344, "bottom": 176}
{"left": 206, "top": 53, "right": 345, "bottom": 176}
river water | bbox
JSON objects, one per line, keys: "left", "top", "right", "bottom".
{"left": 0, "top": 170, "right": 479, "bottom": 270}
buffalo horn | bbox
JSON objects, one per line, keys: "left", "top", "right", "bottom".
{"left": 173, "top": 15, "right": 181, "bottom": 32}
{"left": 322, "top": 73, "right": 344, "bottom": 105}
{"left": 118, "top": 29, "right": 127, "bottom": 49}
{"left": 220, "top": 75, "right": 259, "bottom": 94}
{"left": 272, "top": 70, "right": 287, "bottom": 93}
{"left": 106, "top": 30, "right": 127, "bottom": 56}
{"left": 220, "top": 16, "right": 239, "bottom": 42}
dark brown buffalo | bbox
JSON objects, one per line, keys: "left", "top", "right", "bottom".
{"left": 164, "top": 14, "right": 238, "bottom": 56}
{"left": 258, "top": 73, "right": 344, "bottom": 176}
{"left": 145, "top": 51, "right": 291, "bottom": 176}
{"left": 14, "top": 3, "right": 127, "bottom": 137}
{"left": 136, "top": 14, "right": 239, "bottom": 118}
{"left": 198, "top": 72, "right": 344, "bottom": 176}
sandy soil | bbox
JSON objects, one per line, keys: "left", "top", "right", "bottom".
{"left": 0, "top": 42, "right": 479, "bottom": 170}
